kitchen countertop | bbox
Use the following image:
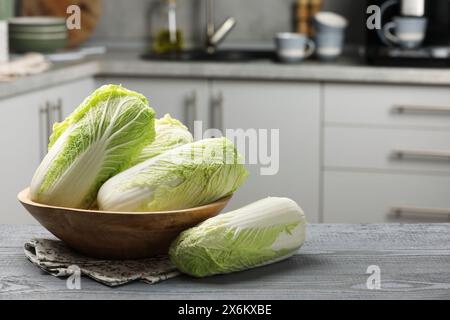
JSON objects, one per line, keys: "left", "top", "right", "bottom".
{"left": 98, "top": 52, "right": 450, "bottom": 86}
{"left": 0, "top": 59, "right": 100, "bottom": 99}
{"left": 3, "top": 50, "right": 450, "bottom": 99}
{"left": 1, "top": 223, "right": 449, "bottom": 300}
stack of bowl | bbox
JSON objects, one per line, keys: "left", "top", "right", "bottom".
{"left": 9, "top": 17, "right": 67, "bottom": 53}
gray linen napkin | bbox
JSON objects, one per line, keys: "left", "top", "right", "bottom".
{"left": 24, "top": 239, "right": 180, "bottom": 287}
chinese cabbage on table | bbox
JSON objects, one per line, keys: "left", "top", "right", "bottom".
{"left": 130, "top": 113, "right": 193, "bottom": 166}
{"left": 30, "top": 84, "right": 156, "bottom": 209}
{"left": 169, "top": 197, "right": 307, "bottom": 277}
{"left": 98, "top": 137, "right": 248, "bottom": 212}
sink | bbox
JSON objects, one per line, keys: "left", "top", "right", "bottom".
{"left": 141, "top": 49, "right": 277, "bottom": 62}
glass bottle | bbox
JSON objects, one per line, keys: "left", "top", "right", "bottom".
{"left": 151, "top": 0, "right": 184, "bottom": 54}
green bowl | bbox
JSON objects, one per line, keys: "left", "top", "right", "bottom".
{"left": 9, "top": 17, "right": 66, "bottom": 34}
{"left": 9, "top": 24, "right": 67, "bottom": 33}
{"left": 8, "top": 16, "right": 66, "bottom": 26}
{"left": 9, "top": 31, "right": 67, "bottom": 53}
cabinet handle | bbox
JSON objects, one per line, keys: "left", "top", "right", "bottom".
{"left": 39, "top": 102, "right": 51, "bottom": 159}
{"left": 47, "top": 98, "right": 63, "bottom": 132}
{"left": 56, "top": 98, "right": 63, "bottom": 122}
{"left": 211, "top": 92, "right": 224, "bottom": 132}
{"left": 391, "top": 206, "right": 450, "bottom": 219}
{"left": 392, "top": 148, "right": 450, "bottom": 161}
{"left": 49, "top": 99, "right": 62, "bottom": 123}
{"left": 184, "top": 91, "right": 197, "bottom": 133}
{"left": 46, "top": 101, "right": 53, "bottom": 142}
{"left": 393, "top": 104, "right": 450, "bottom": 115}
{"left": 38, "top": 100, "right": 62, "bottom": 159}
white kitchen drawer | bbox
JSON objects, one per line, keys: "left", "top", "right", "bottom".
{"left": 323, "top": 170, "right": 450, "bottom": 223}
{"left": 324, "top": 83, "right": 450, "bottom": 128}
{"left": 325, "top": 126, "right": 450, "bottom": 173}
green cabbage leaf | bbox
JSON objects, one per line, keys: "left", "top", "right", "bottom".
{"left": 130, "top": 113, "right": 193, "bottom": 166}
{"left": 97, "top": 137, "right": 248, "bottom": 212}
{"left": 30, "top": 84, "right": 156, "bottom": 209}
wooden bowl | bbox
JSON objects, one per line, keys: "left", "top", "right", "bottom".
{"left": 18, "top": 188, "right": 231, "bottom": 260}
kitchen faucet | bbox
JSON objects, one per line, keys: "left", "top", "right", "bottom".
{"left": 205, "top": 0, "right": 236, "bottom": 53}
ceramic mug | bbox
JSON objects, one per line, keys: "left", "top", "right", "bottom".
{"left": 315, "top": 32, "right": 344, "bottom": 61}
{"left": 275, "top": 33, "right": 315, "bottom": 63}
{"left": 313, "top": 11, "right": 348, "bottom": 34}
{"left": 383, "top": 16, "right": 427, "bottom": 49}
{"left": 313, "top": 12, "right": 347, "bottom": 61}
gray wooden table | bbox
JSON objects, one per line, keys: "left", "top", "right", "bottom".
{"left": 0, "top": 224, "right": 449, "bottom": 300}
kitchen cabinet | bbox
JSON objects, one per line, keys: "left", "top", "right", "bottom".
{"left": 323, "top": 83, "right": 450, "bottom": 223}
{"left": 324, "top": 83, "right": 450, "bottom": 129}
{"left": 211, "top": 80, "right": 321, "bottom": 222}
{"left": 80, "top": 77, "right": 449, "bottom": 224}
{"left": 94, "top": 77, "right": 321, "bottom": 222}
{"left": 325, "top": 126, "right": 450, "bottom": 173}
{"left": 0, "top": 92, "right": 41, "bottom": 224}
{"left": 58, "top": 78, "right": 97, "bottom": 118}
{"left": 324, "top": 171, "right": 450, "bottom": 223}
{"left": 0, "top": 78, "right": 95, "bottom": 224}
{"left": 95, "top": 77, "right": 209, "bottom": 133}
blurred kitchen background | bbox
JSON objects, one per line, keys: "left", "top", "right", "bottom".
{"left": 85, "top": 0, "right": 365, "bottom": 49}
{"left": 1, "top": 0, "right": 450, "bottom": 224}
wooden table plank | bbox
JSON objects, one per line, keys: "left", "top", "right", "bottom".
{"left": 0, "top": 224, "right": 449, "bottom": 300}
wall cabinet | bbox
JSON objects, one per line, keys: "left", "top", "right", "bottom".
{"left": 0, "top": 78, "right": 95, "bottom": 224}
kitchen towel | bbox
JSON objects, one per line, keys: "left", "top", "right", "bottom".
{"left": 0, "top": 53, "right": 51, "bottom": 81}
{"left": 24, "top": 239, "right": 180, "bottom": 287}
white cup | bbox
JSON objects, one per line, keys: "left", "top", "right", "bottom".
{"left": 275, "top": 33, "right": 315, "bottom": 63}
{"left": 383, "top": 16, "right": 427, "bottom": 49}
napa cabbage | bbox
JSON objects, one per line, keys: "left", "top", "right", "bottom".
{"left": 169, "top": 197, "right": 307, "bottom": 277}
{"left": 97, "top": 137, "right": 248, "bottom": 212}
{"left": 130, "top": 113, "right": 193, "bottom": 166}
{"left": 30, "top": 84, "right": 156, "bottom": 209}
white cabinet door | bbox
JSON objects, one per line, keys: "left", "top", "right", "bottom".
{"left": 0, "top": 91, "right": 44, "bottom": 224}
{"left": 323, "top": 82, "right": 450, "bottom": 223}
{"left": 211, "top": 80, "right": 321, "bottom": 222}
{"left": 35, "top": 78, "right": 96, "bottom": 127}
{"left": 58, "top": 78, "right": 96, "bottom": 117}
{"left": 95, "top": 77, "right": 209, "bottom": 133}
{"left": 0, "top": 78, "right": 95, "bottom": 224}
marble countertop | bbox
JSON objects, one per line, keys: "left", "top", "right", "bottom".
{"left": 98, "top": 51, "right": 450, "bottom": 85}
{"left": 2, "top": 50, "right": 450, "bottom": 99}
{"left": 1, "top": 223, "right": 449, "bottom": 300}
